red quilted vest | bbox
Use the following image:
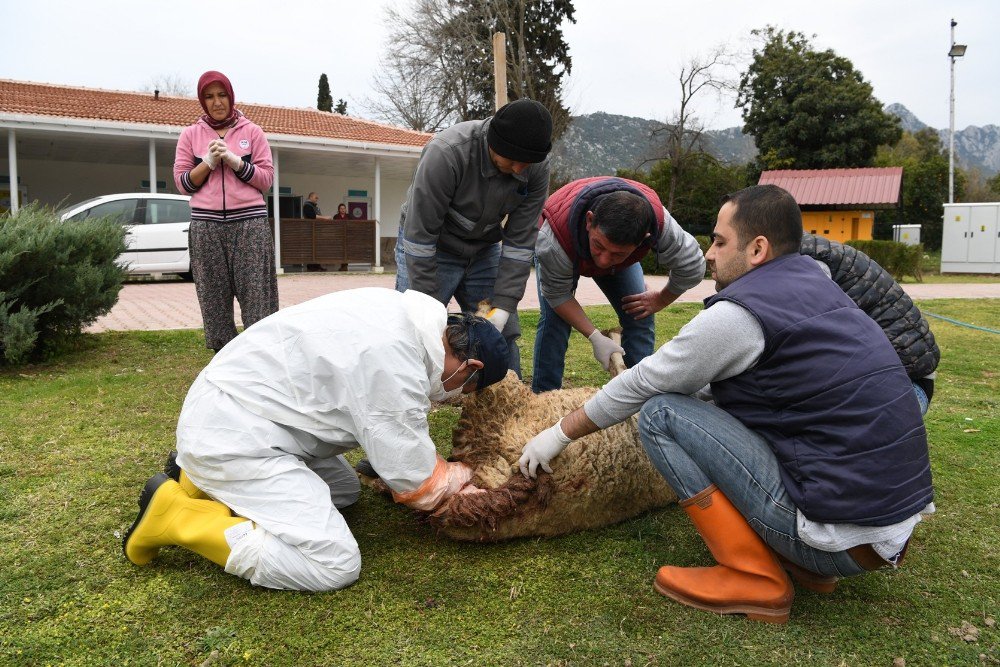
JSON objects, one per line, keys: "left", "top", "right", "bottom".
{"left": 540, "top": 177, "right": 664, "bottom": 277}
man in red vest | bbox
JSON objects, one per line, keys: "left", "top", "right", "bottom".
{"left": 532, "top": 177, "right": 705, "bottom": 393}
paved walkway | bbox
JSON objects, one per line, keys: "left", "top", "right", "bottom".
{"left": 86, "top": 271, "right": 1000, "bottom": 333}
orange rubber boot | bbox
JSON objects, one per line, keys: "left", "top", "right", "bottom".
{"left": 654, "top": 485, "right": 794, "bottom": 624}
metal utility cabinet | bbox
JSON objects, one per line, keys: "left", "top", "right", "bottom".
{"left": 940, "top": 203, "right": 1000, "bottom": 273}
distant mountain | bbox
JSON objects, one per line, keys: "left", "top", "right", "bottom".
{"left": 550, "top": 106, "right": 998, "bottom": 180}
{"left": 884, "top": 103, "right": 928, "bottom": 133}
{"left": 885, "top": 103, "right": 999, "bottom": 176}
{"left": 549, "top": 112, "right": 755, "bottom": 181}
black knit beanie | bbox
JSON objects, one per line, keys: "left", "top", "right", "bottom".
{"left": 486, "top": 99, "right": 553, "bottom": 163}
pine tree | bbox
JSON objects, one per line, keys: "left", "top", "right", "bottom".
{"left": 317, "top": 74, "right": 333, "bottom": 112}
{"left": 334, "top": 99, "right": 348, "bottom": 115}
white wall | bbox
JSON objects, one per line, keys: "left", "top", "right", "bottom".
{"left": 7, "top": 158, "right": 412, "bottom": 239}
{"left": 11, "top": 158, "right": 183, "bottom": 208}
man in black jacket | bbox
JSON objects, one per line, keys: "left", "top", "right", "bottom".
{"left": 799, "top": 235, "right": 939, "bottom": 414}
{"left": 302, "top": 193, "right": 329, "bottom": 271}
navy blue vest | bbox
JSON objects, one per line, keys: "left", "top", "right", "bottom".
{"left": 706, "top": 253, "right": 933, "bottom": 526}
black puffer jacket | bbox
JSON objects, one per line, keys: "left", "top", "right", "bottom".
{"left": 799, "top": 234, "right": 940, "bottom": 379}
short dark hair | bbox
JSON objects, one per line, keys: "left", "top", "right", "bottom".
{"left": 720, "top": 185, "right": 802, "bottom": 256}
{"left": 445, "top": 314, "right": 476, "bottom": 362}
{"left": 592, "top": 191, "right": 655, "bottom": 246}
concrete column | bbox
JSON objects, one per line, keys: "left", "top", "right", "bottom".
{"left": 7, "top": 130, "right": 18, "bottom": 215}
{"left": 148, "top": 138, "right": 157, "bottom": 194}
{"left": 272, "top": 148, "right": 283, "bottom": 274}
{"left": 374, "top": 157, "right": 383, "bottom": 272}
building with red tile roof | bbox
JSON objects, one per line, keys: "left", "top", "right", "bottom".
{"left": 1, "top": 79, "right": 434, "bottom": 268}
{"left": 759, "top": 167, "right": 903, "bottom": 243}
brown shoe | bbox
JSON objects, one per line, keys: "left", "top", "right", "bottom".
{"left": 776, "top": 554, "right": 838, "bottom": 594}
{"left": 653, "top": 485, "right": 794, "bottom": 624}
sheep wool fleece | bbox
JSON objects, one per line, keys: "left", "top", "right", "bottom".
{"left": 175, "top": 288, "right": 448, "bottom": 591}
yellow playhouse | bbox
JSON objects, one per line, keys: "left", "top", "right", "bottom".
{"left": 758, "top": 167, "right": 903, "bottom": 244}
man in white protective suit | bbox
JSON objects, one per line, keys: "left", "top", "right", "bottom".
{"left": 123, "top": 287, "right": 509, "bottom": 591}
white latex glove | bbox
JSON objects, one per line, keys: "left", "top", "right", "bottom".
{"left": 518, "top": 419, "right": 573, "bottom": 479}
{"left": 201, "top": 141, "right": 221, "bottom": 170}
{"left": 208, "top": 139, "right": 243, "bottom": 171}
{"left": 486, "top": 308, "right": 510, "bottom": 333}
{"left": 588, "top": 330, "right": 625, "bottom": 371}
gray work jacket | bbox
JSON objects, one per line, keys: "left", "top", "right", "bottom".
{"left": 398, "top": 118, "right": 549, "bottom": 312}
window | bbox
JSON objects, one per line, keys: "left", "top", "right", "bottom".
{"left": 146, "top": 199, "right": 191, "bottom": 225}
{"left": 72, "top": 198, "right": 138, "bottom": 224}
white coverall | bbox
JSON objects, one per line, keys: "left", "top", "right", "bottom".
{"left": 176, "top": 288, "right": 452, "bottom": 591}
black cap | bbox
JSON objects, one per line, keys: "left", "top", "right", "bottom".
{"left": 448, "top": 314, "right": 510, "bottom": 391}
{"left": 486, "top": 99, "right": 553, "bottom": 163}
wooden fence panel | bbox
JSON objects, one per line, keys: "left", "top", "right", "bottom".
{"left": 270, "top": 219, "right": 376, "bottom": 265}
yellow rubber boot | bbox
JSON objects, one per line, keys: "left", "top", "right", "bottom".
{"left": 164, "top": 450, "right": 210, "bottom": 500}
{"left": 178, "top": 470, "right": 210, "bottom": 500}
{"left": 123, "top": 473, "right": 248, "bottom": 567}
{"left": 654, "top": 485, "right": 794, "bottom": 624}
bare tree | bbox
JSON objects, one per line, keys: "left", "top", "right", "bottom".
{"left": 362, "top": 0, "right": 487, "bottom": 130}
{"left": 140, "top": 74, "right": 192, "bottom": 97}
{"left": 646, "top": 46, "right": 737, "bottom": 209}
{"left": 362, "top": 0, "right": 574, "bottom": 135}
{"left": 367, "top": 52, "right": 454, "bottom": 132}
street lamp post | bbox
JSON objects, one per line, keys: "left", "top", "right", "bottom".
{"left": 948, "top": 19, "right": 967, "bottom": 204}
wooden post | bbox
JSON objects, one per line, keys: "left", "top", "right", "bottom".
{"left": 492, "top": 31, "right": 508, "bottom": 110}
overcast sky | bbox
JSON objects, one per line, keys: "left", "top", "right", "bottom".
{"left": 2, "top": 0, "right": 997, "bottom": 132}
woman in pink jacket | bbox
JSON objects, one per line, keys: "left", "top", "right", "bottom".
{"left": 174, "top": 71, "right": 278, "bottom": 351}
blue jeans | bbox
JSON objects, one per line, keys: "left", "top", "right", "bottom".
{"left": 638, "top": 392, "right": 866, "bottom": 578}
{"left": 912, "top": 382, "right": 929, "bottom": 415}
{"left": 395, "top": 229, "right": 521, "bottom": 376}
{"left": 531, "top": 261, "right": 655, "bottom": 393}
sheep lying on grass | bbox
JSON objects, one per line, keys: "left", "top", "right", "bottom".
{"left": 361, "top": 337, "right": 676, "bottom": 542}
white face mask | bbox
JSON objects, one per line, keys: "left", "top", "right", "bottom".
{"left": 428, "top": 361, "right": 470, "bottom": 405}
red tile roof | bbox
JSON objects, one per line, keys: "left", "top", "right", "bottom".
{"left": 758, "top": 168, "right": 903, "bottom": 208}
{"left": 0, "top": 79, "right": 431, "bottom": 148}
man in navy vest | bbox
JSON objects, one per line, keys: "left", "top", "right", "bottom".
{"left": 518, "top": 185, "right": 934, "bottom": 624}
{"left": 532, "top": 177, "right": 705, "bottom": 393}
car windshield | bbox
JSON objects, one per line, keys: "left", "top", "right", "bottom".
{"left": 56, "top": 196, "right": 107, "bottom": 219}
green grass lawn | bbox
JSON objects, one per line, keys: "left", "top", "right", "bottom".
{"left": 1, "top": 300, "right": 998, "bottom": 665}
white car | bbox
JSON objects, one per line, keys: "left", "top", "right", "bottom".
{"left": 59, "top": 193, "right": 192, "bottom": 280}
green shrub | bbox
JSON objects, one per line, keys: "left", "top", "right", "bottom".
{"left": 640, "top": 235, "right": 712, "bottom": 277}
{"left": 846, "top": 239, "right": 924, "bottom": 282}
{"left": 0, "top": 203, "right": 127, "bottom": 364}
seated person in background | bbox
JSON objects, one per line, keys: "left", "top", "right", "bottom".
{"left": 333, "top": 203, "right": 350, "bottom": 270}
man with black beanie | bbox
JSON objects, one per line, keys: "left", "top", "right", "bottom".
{"left": 395, "top": 98, "right": 553, "bottom": 376}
